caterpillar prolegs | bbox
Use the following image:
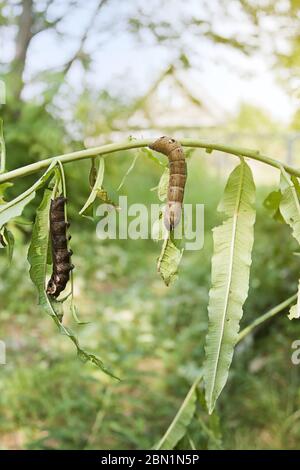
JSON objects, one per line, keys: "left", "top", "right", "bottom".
{"left": 46, "top": 196, "right": 74, "bottom": 298}
{"left": 149, "top": 136, "right": 187, "bottom": 230}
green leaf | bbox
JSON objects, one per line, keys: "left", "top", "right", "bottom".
{"left": 154, "top": 376, "right": 202, "bottom": 450}
{"left": 280, "top": 170, "right": 300, "bottom": 244}
{"left": 28, "top": 188, "right": 53, "bottom": 301}
{"left": 0, "top": 160, "right": 56, "bottom": 229}
{"left": 263, "top": 190, "right": 284, "bottom": 222}
{"left": 117, "top": 153, "right": 139, "bottom": 191}
{"left": 4, "top": 227, "right": 14, "bottom": 265}
{"left": 204, "top": 159, "right": 256, "bottom": 414}
{"left": 279, "top": 169, "right": 300, "bottom": 319}
{"left": 157, "top": 234, "right": 183, "bottom": 286}
{"left": 79, "top": 157, "right": 105, "bottom": 216}
{"left": 0, "top": 226, "right": 14, "bottom": 264}
{"left": 0, "top": 182, "right": 13, "bottom": 204}
{"left": 140, "top": 147, "right": 166, "bottom": 167}
{"left": 28, "top": 188, "right": 117, "bottom": 379}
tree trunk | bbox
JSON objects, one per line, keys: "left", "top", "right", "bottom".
{"left": 11, "top": 0, "right": 33, "bottom": 101}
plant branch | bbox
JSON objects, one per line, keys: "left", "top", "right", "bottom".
{"left": 1, "top": 138, "right": 300, "bottom": 185}
{"left": 237, "top": 293, "right": 297, "bottom": 343}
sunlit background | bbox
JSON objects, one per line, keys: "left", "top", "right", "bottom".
{"left": 1, "top": 0, "right": 300, "bottom": 450}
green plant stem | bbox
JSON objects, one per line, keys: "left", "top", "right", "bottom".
{"left": 1, "top": 138, "right": 300, "bottom": 184}
{"left": 237, "top": 293, "right": 297, "bottom": 343}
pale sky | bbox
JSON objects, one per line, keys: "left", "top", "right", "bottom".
{"left": 1, "top": 0, "right": 297, "bottom": 124}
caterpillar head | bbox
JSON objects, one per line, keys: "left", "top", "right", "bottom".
{"left": 149, "top": 136, "right": 180, "bottom": 157}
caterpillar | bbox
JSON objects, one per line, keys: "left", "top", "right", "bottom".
{"left": 149, "top": 136, "right": 187, "bottom": 230}
{"left": 46, "top": 196, "right": 74, "bottom": 298}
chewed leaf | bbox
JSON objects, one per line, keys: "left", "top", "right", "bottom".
{"left": 157, "top": 234, "right": 183, "bottom": 286}
{"left": 204, "top": 159, "right": 256, "bottom": 414}
{"left": 28, "top": 188, "right": 116, "bottom": 378}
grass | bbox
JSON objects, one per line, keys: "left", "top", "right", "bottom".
{"left": 1, "top": 155, "right": 300, "bottom": 449}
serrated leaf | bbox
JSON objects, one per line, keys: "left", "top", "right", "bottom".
{"left": 279, "top": 170, "right": 300, "bottom": 319}
{"left": 204, "top": 160, "right": 256, "bottom": 414}
{"left": 28, "top": 188, "right": 117, "bottom": 379}
{"left": 80, "top": 157, "right": 105, "bottom": 216}
{"left": 158, "top": 168, "right": 170, "bottom": 202}
{"left": 154, "top": 376, "right": 202, "bottom": 450}
{"left": 157, "top": 234, "right": 183, "bottom": 286}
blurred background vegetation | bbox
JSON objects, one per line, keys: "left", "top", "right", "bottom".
{"left": 1, "top": 0, "right": 300, "bottom": 450}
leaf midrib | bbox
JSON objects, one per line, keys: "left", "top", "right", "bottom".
{"left": 208, "top": 162, "right": 245, "bottom": 404}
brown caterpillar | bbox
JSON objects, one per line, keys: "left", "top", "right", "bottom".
{"left": 46, "top": 196, "right": 74, "bottom": 298}
{"left": 149, "top": 136, "right": 187, "bottom": 230}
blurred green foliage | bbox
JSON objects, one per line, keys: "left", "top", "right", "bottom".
{"left": 1, "top": 0, "right": 300, "bottom": 451}
{"left": 1, "top": 154, "right": 300, "bottom": 450}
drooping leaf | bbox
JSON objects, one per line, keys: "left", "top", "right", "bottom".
{"left": 4, "top": 227, "right": 14, "bottom": 264}
{"left": 0, "top": 226, "right": 14, "bottom": 264}
{"left": 0, "top": 191, "right": 36, "bottom": 230}
{"left": 140, "top": 147, "right": 166, "bottom": 167}
{"left": 28, "top": 188, "right": 117, "bottom": 379}
{"left": 280, "top": 170, "right": 300, "bottom": 244}
{"left": 79, "top": 157, "right": 105, "bottom": 217}
{"left": 157, "top": 234, "right": 183, "bottom": 286}
{"left": 204, "top": 159, "right": 256, "bottom": 414}
{"left": 0, "top": 160, "right": 56, "bottom": 229}
{"left": 154, "top": 376, "right": 202, "bottom": 450}
{"left": 279, "top": 170, "right": 300, "bottom": 319}
{"left": 263, "top": 190, "right": 284, "bottom": 222}
{"left": 28, "top": 188, "right": 53, "bottom": 302}
{"left": 117, "top": 153, "right": 139, "bottom": 191}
